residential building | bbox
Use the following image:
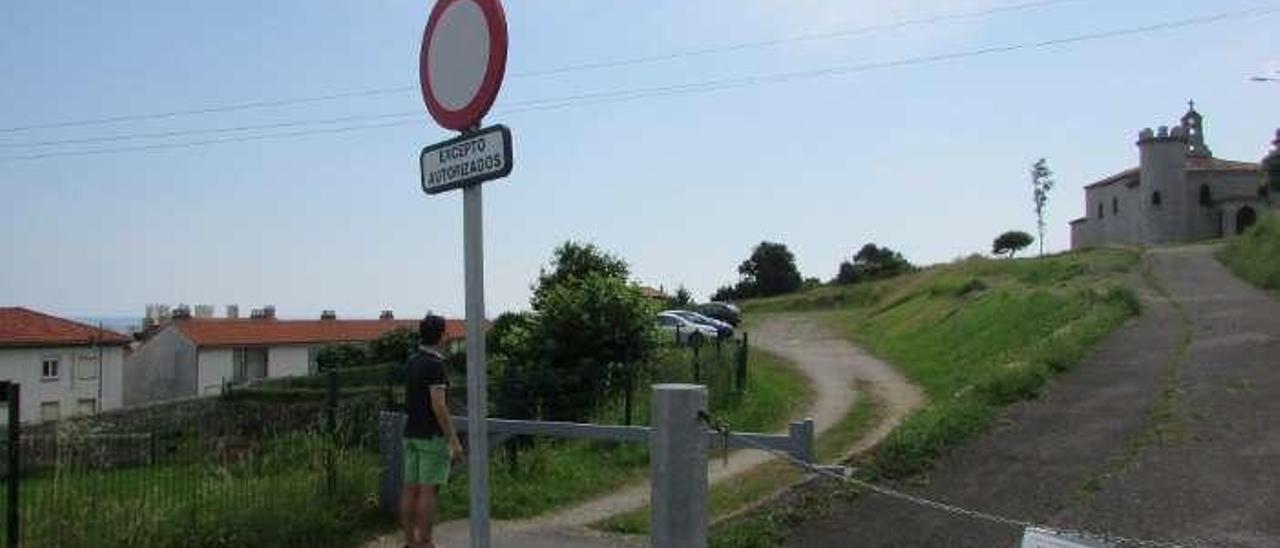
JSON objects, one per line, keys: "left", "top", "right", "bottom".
{"left": 0, "top": 307, "right": 131, "bottom": 423}
{"left": 1070, "top": 104, "right": 1275, "bottom": 249}
{"left": 124, "top": 312, "right": 465, "bottom": 405}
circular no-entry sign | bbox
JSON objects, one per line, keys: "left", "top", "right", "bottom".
{"left": 420, "top": 0, "right": 508, "bottom": 132}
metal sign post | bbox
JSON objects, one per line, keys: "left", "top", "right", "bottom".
{"left": 461, "top": 183, "right": 489, "bottom": 546}
{"left": 418, "top": 0, "right": 509, "bottom": 546}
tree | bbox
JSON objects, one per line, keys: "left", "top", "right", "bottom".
{"left": 736, "top": 241, "right": 803, "bottom": 297}
{"left": 487, "top": 311, "right": 534, "bottom": 360}
{"left": 529, "top": 273, "right": 657, "bottom": 421}
{"left": 370, "top": 326, "right": 419, "bottom": 364}
{"left": 666, "top": 286, "right": 694, "bottom": 309}
{"left": 834, "top": 243, "right": 913, "bottom": 285}
{"left": 507, "top": 242, "right": 658, "bottom": 422}
{"left": 532, "top": 241, "right": 629, "bottom": 309}
{"left": 1031, "top": 158, "right": 1055, "bottom": 257}
{"left": 314, "top": 343, "right": 367, "bottom": 371}
{"left": 992, "top": 230, "right": 1034, "bottom": 258}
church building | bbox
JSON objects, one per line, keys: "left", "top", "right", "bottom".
{"left": 1070, "top": 103, "right": 1275, "bottom": 249}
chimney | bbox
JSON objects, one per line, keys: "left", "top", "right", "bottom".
{"left": 320, "top": 310, "right": 337, "bottom": 320}
{"left": 379, "top": 310, "right": 395, "bottom": 320}
{"left": 263, "top": 305, "right": 276, "bottom": 319}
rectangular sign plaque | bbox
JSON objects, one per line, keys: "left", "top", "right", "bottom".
{"left": 420, "top": 124, "right": 513, "bottom": 195}
{"left": 1021, "top": 528, "right": 1112, "bottom": 548}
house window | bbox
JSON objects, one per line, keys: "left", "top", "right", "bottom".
{"left": 40, "top": 402, "right": 60, "bottom": 422}
{"left": 1112, "top": 197, "right": 1119, "bottom": 215}
{"left": 77, "top": 398, "right": 97, "bottom": 416}
{"left": 1199, "top": 184, "right": 1212, "bottom": 206}
{"left": 1151, "top": 191, "right": 1162, "bottom": 207}
{"left": 1097, "top": 203, "right": 1104, "bottom": 219}
{"left": 75, "top": 355, "right": 98, "bottom": 380}
{"left": 41, "top": 358, "right": 59, "bottom": 380}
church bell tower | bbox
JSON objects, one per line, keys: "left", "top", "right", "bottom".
{"left": 1180, "top": 100, "right": 1213, "bottom": 158}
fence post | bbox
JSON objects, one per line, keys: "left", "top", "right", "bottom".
{"left": 623, "top": 363, "right": 634, "bottom": 426}
{"left": 4, "top": 382, "right": 19, "bottom": 548}
{"left": 692, "top": 343, "right": 702, "bottom": 384}
{"left": 651, "top": 384, "right": 708, "bottom": 548}
{"left": 379, "top": 412, "right": 407, "bottom": 515}
{"left": 326, "top": 364, "right": 338, "bottom": 496}
{"left": 735, "top": 333, "right": 749, "bottom": 393}
{"left": 789, "top": 419, "right": 815, "bottom": 464}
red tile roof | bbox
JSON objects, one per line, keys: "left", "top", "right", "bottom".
{"left": 0, "top": 307, "right": 131, "bottom": 348}
{"left": 171, "top": 318, "right": 466, "bottom": 347}
{"left": 1084, "top": 157, "right": 1259, "bottom": 189}
{"left": 1186, "top": 157, "right": 1259, "bottom": 172}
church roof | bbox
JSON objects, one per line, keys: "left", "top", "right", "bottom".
{"left": 1083, "top": 157, "right": 1258, "bottom": 190}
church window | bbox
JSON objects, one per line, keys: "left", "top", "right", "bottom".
{"left": 1151, "top": 191, "right": 1162, "bottom": 207}
{"left": 1097, "top": 203, "right": 1104, "bottom": 219}
{"left": 1112, "top": 197, "right": 1118, "bottom": 214}
{"left": 1199, "top": 184, "right": 1212, "bottom": 206}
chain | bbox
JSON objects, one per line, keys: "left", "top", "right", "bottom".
{"left": 719, "top": 426, "right": 1201, "bottom": 548}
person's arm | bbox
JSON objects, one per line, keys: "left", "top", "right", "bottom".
{"left": 430, "top": 385, "right": 463, "bottom": 460}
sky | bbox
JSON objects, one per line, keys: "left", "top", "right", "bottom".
{"left": 1, "top": 0, "right": 1278, "bottom": 321}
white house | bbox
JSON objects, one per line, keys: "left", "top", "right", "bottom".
{"left": 0, "top": 307, "right": 131, "bottom": 423}
{"left": 124, "top": 312, "right": 465, "bottom": 406}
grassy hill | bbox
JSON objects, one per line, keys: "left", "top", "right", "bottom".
{"left": 1220, "top": 211, "right": 1280, "bottom": 291}
{"left": 742, "top": 248, "right": 1142, "bottom": 478}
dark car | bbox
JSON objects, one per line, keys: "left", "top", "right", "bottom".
{"left": 696, "top": 302, "right": 741, "bottom": 326}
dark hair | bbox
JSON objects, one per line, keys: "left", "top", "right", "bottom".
{"left": 419, "top": 314, "right": 446, "bottom": 346}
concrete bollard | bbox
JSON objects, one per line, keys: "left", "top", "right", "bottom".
{"left": 651, "top": 384, "right": 709, "bottom": 548}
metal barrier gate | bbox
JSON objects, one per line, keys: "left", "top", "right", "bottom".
{"left": 380, "top": 383, "right": 815, "bottom": 547}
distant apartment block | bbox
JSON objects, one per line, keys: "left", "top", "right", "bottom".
{"left": 0, "top": 307, "right": 131, "bottom": 423}
{"left": 124, "top": 310, "right": 464, "bottom": 406}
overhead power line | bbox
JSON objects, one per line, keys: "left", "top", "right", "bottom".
{"left": 2, "top": 5, "right": 1275, "bottom": 162}
{"left": 0, "top": 0, "right": 1083, "bottom": 134}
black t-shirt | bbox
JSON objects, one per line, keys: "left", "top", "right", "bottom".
{"left": 403, "top": 347, "right": 448, "bottom": 439}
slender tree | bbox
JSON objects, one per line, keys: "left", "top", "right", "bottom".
{"left": 1030, "top": 158, "right": 1055, "bottom": 256}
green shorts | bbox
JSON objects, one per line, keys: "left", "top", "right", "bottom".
{"left": 404, "top": 437, "right": 451, "bottom": 486}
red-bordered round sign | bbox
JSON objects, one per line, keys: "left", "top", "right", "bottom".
{"left": 420, "top": 0, "right": 508, "bottom": 131}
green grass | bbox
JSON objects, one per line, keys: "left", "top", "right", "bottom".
{"left": 1220, "top": 211, "right": 1280, "bottom": 291}
{"left": 5, "top": 433, "right": 383, "bottom": 548}
{"left": 744, "top": 248, "right": 1142, "bottom": 479}
{"left": 702, "top": 248, "right": 1143, "bottom": 548}
{"left": 592, "top": 350, "right": 822, "bottom": 536}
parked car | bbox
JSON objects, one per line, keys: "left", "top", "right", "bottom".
{"left": 656, "top": 312, "right": 718, "bottom": 345}
{"left": 667, "top": 310, "right": 734, "bottom": 339}
{"left": 696, "top": 302, "right": 741, "bottom": 326}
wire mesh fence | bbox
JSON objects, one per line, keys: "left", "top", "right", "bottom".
{"left": 0, "top": 333, "right": 750, "bottom": 547}
{"left": 0, "top": 388, "right": 386, "bottom": 547}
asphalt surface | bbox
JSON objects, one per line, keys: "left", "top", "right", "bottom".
{"left": 785, "top": 244, "right": 1280, "bottom": 548}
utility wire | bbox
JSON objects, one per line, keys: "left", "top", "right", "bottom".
{"left": 2, "top": 5, "right": 1275, "bottom": 162}
{"left": 0, "top": 0, "right": 1083, "bottom": 134}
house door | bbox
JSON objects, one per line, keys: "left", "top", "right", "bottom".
{"left": 1236, "top": 206, "right": 1257, "bottom": 235}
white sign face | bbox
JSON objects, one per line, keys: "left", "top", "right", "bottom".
{"left": 427, "top": 0, "right": 491, "bottom": 111}
{"left": 1021, "top": 528, "right": 1112, "bottom": 548}
{"left": 420, "top": 125, "right": 513, "bottom": 195}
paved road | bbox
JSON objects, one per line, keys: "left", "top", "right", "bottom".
{"left": 785, "top": 245, "right": 1280, "bottom": 547}
{"left": 366, "top": 314, "right": 920, "bottom": 547}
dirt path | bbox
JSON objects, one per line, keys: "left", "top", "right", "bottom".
{"left": 363, "top": 314, "right": 922, "bottom": 547}
{"left": 787, "top": 244, "right": 1280, "bottom": 547}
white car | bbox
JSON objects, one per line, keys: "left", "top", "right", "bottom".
{"left": 656, "top": 312, "right": 718, "bottom": 345}
{"left": 666, "top": 310, "right": 734, "bottom": 339}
